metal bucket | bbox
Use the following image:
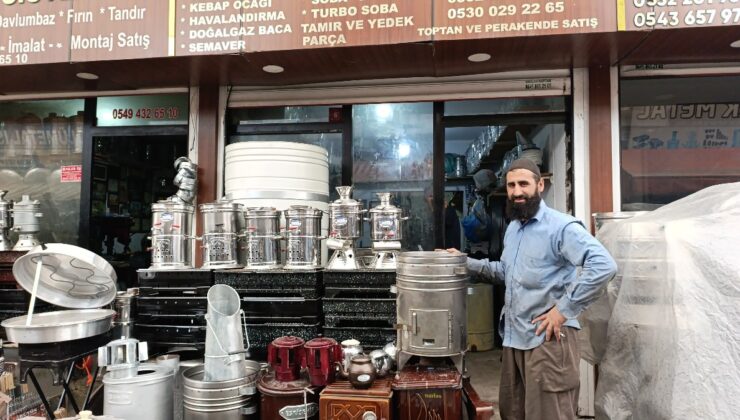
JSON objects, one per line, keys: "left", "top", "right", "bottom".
{"left": 157, "top": 354, "right": 182, "bottom": 420}
{"left": 200, "top": 199, "right": 244, "bottom": 269}
{"left": 243, "top": 207, "right": 281, "bottom": 269}
{"left": 150, "top": 201, "right": 194, "bottom": 269}
{"left": 283, "top": 205, "right": 323, "bottom": 269}
{"left": 396, "top": 251, "right": 468, "bottom": 358}
{"left": 103, "top": 363, "right": 175, "bottom": 420}
{"left": 204, "top": 285, "right": 247, "bottom": 382}
{"left": 183, "top": 362, "right": 260, "bottom": 420}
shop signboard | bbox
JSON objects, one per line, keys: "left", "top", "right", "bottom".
{"left": 0, "top": 0, "right": 72, "bottom": 66}
{"left": 69, "top": 0, "right": 170, "bottom": 62}
{"left": 177, "top": 0, "right": 435, "bottom": 53}
{"left": 618, "top": 0, "right": 740, "bottom": 31}
{"left": 431, "top": 0, "right": 617, "bottom": 40}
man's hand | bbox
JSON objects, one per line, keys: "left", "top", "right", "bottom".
{"left": 532, "top": 306, "right": 567, "bottom": 342}
{"left": 435, "top": 248, "right": 461, "bottom": 254}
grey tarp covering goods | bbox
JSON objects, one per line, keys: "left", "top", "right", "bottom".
{"left": 579, "top": 182, "right": 740, "bottom": 419}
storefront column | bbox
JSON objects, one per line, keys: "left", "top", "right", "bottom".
{"left": 192, "top": 85, "right": 220, "bottom": 267}
{"left": 588, "top": 65, "right": 618, "bottom": 216}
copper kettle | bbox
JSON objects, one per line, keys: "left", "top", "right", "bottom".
{"left": 336, "top": 354, "right": 376, "bottom": 389}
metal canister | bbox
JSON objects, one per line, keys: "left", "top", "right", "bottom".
{"left": 11, "top": 194, "right": 42, "bottom": 251}
{"left": 182, "top": 362, "right": 260, "bottom": 420}
{"left": 328, "top": 186, "right": 363, "bottom": 240}
{"left": 199, "top": 200, "right": 244, "bottom": 269}
{"left": 0, "top": 190, "right": 12, "bottom": 251}
{"left": 103, "top": 363, "right": 175, "bottom": 420}
{"left": 113, "top": 289, "right": 138, "bottom": 339}
{"left": 150, "top": 201, "right": 194, "bottom": 270}
{"left": 243, "top": 207, "right": 281, "bottom": 269}
{"left": 283, "top": 205, "right": 323, "bottom": 270}
{"left": 396, "top": 251, "right": 468, "bottom": 370}
{"left": 368, "top": 192, "right": 404, "bottom": 242}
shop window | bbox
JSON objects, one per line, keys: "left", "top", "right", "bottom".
{"left": 0, "top": 99, "right": 84, "bottom": 245}
{"left": 620, "top": 76, "right": 740, "bottom": 209}
{"left": 352, "top": 102, "right": 433, "bottom": 250}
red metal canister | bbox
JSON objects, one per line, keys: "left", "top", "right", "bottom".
{"left": 303, "top": 337, "right": 342, "bottom": 387}
{"left": 258, "top": 370, "right": 319, "bottom": 420}
{"left": 267, "top": 336, "right": 305, "bottom": 382}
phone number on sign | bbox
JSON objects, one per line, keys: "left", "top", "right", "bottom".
{"left": 633, "top": 0, "right": 738, "bottom": 6}
{"left": 112, "top": 108, "right": 180, "bottom": 120}
{"left": 633, "top": 8, "right": 740, "bottom": 27}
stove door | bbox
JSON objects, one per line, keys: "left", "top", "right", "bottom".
{"left": 409, "top": 309, "right": 450, "bottom": 352}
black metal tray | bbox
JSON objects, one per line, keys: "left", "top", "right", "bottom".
{"left": 323, "top": 269, "right": 395, "bottom": 287}
{"left": 323, "top": 297, "right": 396, "bottom": 315}
{"left": 137, "top": 269, "right": 214, "bottom": 287}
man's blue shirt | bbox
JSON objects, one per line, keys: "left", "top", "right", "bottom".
{"left": 467, "top": 201, "right": 617, "bottom": 350}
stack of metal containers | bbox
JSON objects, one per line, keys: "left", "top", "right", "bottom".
{"left": 322, "top": 190, "right": 404, "bottom": 348}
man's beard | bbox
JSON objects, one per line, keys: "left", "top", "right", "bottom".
{"left": 506, "top": 192, "right": 541, "bottom": 221}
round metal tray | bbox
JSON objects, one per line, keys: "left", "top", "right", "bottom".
{"left": 1, "top": 309, "right": 115, "bottom": 344}
{"left": 13, "top": 243, "right": 117, "bottom": 308}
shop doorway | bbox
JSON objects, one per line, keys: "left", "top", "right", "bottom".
{"left": 88, "top": 135, "right": 188, "bottom": 289}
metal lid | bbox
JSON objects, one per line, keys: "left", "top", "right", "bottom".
{"left": 304, "top": 337, "right": 338, "bottom": 349}
{"left": 397, "top": 250, "right": 467, "bottom": 265}
{"left": 13, "top": 243, "right": 117, "bottom": 308}
{"left": 369, "top": 192, "right": 402, "bottom": 215}
{"left": 285, "top": 205, "right": 322, "bottom": 218}
{"left": 329, "top": 186, "right": 363, "bottom": 211}
{"left": 270, "top": 336, "right": 305, "bottom": 349}
{"left": 245, "top": 206, "right": 280, "bottom": 217}
{"left": 151, "top": 200, "right": 194, "bottom": 213}
{"left": 198, "top": 199, "right": 243, "bottom": 213}
{"left": 12, "top": 195, "right": 39, "bottom": 212}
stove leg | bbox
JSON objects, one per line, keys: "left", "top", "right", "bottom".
{"left": 57, "top": 361, "right": 76, "bottom": 412}
{"left": 82, "top": 366, "right": 100, "bottom": 410}
{"left": 61, "top": 375, "right": 81, "bottom": 414}
{"left": 27, "top": 369, "right": 54, "bottom": 419}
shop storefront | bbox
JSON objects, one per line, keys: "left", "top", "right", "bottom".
{"left": 1, "top": 0, "right": 738, "bottom": 418}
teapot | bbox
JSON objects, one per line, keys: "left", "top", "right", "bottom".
{"left": 368, "top": 349, "right": 392, "bottom": 378}
{"left": 336, "top": 354, "right": 376, "bottom": 389}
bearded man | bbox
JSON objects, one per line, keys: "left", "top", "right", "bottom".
{"left": 455, "top": 158, "right": 617, "bottom": 420}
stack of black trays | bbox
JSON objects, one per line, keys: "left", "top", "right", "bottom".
{"left": 214, "top": 269, "right": 322, "bottom": 359}
{"left": 135, "top": 269, "right": 214, "bottom": 351}
{"left": 322, "top": 269, "right": 397, "bottom": 350}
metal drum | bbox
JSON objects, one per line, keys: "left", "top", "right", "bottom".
{"left": 182, "top": 362, "right": 260, "bottom": 420}
{"left": 328, "top": 186, "right": 363, "bottom": 240}
{"left": 396, "top": 251, "right": 468, "bottom": 371}
{"left": 0, "top": 190, "right": 12, "bottom": 251}
{"left": 150, "top": 201, "right": 194, "bottom": 270}
{"left": 103, "top": 363, "right": 175, "bottom": 420}
{"left": 283, "top": 205, "right": 323, "bottom": 270}
{"left": 369, "top": 192, "right": 404, "bottom": 242}
{"left": 200, "top": 200, "right": 244, "bottom": 269}
{"left": 243, "top": 207, "right": 281, "bottom": 269}
{"left": 11, "top": 194, "right": 42, "bottom": 251}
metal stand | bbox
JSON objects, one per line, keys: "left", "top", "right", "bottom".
{"left": 326, "top": 248, "right": 360, "bottom": 270}
{"left": 24, "top": 360, "right": 100, "bottom": 419}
